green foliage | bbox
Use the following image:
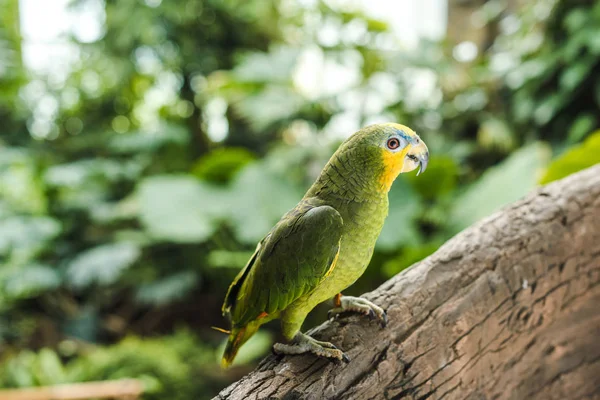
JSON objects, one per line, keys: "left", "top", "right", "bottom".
{"left": 3, "top": 264, "right": 61, "bottom": 301}
{"left": 1, "top": 0, "right": 599, "bottom": 398}
{"left": 136, "top": 271, "right": 198, "bottom": 305}
{"left": 382, "top": 242, "right": 441, "bottom": 278}
{"left": 0, "top": 216, "right": 60, "bottom": 265}
{"left": 0, "top": 348, "right": 67, "bottom": 388}
{"left": 226, "top": 162, "right": 303, "bottom": 244}
{"left": 67, "top": 243, "right": 141, "bottom": 289}
{"left": 68, "top": 336, "right": 197, "bottom": 400}
{"left": 377, "top": 178, "right": 422, "bottom": 251}
{"left": 450, "top": 143, "right": 551, "bottom": 231}
{"left": 137, "top": 159, "right": 302, "bottom": 245}
{"left": 192, "top": 148, "right": 256, "bottom": 184}
{"left": 137, "top": 176, "right": 226, "bottom": 243}
{"left": 505, "top": 0, "right": 600, "bottom": 142}
{"left": 404, "top": 156, "right": 459, "bottom": 200}
{"left": 0, "top": 149, "right": 48, "bottom": 215}
{"left": 540, "top": 130, "right": 600, "bottom": 184}
{"left": 0, "top": 331, "right": 227, "bottom": 400}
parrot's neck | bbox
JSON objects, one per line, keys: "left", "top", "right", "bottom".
{"left": 306, "top": 150, "right": 387, "bottom": 203}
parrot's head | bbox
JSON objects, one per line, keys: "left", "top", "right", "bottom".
{"left": 375, "top": 123, "right": 429, "bottom": 184}
{"left": 338, "top": 123, "right": 429, "bottom": 193}
{"left": 313, "top": 122, "right": 429, "bottom": 197}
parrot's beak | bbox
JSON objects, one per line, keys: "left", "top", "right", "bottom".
{"left": 416, "top": 150, "right": 429, "bottom": 176}
{"left": 397, "top": 136, "right": 429, "bottom": 177}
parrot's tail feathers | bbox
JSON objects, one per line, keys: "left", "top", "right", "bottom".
{"left": 211, "top": 326, "right": 231, "bottom": 334}
{"left": 221, "top": 324, "right": 258, "bottom": 369}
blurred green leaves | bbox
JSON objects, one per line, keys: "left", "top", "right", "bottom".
{"left": 108, "top": 125, "right": 189, "bottom": 154}
{"left": 0, "top": 149, "right": 47, "bottom": 215}
{"left": 3, "top": 264, "right": 61, "bottom": 301}
{"left": 506, "top": 2, "right": 600, "bottom": 142}
{"left": 0, "top": 331, "right": 230, "bottom": 400}
{"left": 450, "top": 142, "right": 551, "bottom": 231}
{"left": 192, "top": 147, "right": 256, "bottom": 184}
{"left": 404, "top": 156, "right": 459, "bottom": 200}
{"left": 1, "top": 0, "right": 600, "bottom": 398}
{"left": 540, "top": 130, "right": 600, "bottom": 184}
{"left": 67, "top": 243, "right": 141, "bottom": 289}
{"left": 377, "top": 178, "right": 422, "bottom": 251}
{"left": 136, "top": 271, "right": 198, "bottom": 306}
{"left": 382, "top": 242, "right": 440, "bottom": 277}
{"left": 1, "top": 348, "right": 68, "bottom": 388}
{"left": 227, "top": 163, "right": 302, "bottom": 243}
{"left": 138, "top": 176, "right": 226, "bottom": 243}
{"left": 0, "top": 217, "right": 61, "bottom": 265}
{"left": 137, "top": 158, "right": 302, "bottom": 245}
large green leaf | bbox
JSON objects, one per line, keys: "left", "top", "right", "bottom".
{"left": 227, "top": 163, "right": 303, "bottom": 244}
{"left": 232, "top": 47, "right": 300, "bottom": 84}
{"left": 44, "top": 159, "right": 133, "bottom": 187}
{"left": 3, "top": 264, "right": 61, "bottom": 300}
{"left": 0, "top": 149, "right": 47, "bottom": 215}
{"left": 67, "top": 243, "right": 141, "bottom": 288}
{"left": 137, "top": 164, "right": 303, "bottom": 245}
{"left": 44, "top": 159, "right": 143, "bottom": 211}
{"left": 191, "top": 147, "right": 256, "bottom": 184}
{"left": 137, "top": 176, "right": 227, "bottom": 243}
{"left": 136, "top": 271, "right": 198, "bottom": 306}
{"left": 233, "top": 86, "right": 305, "bottom": 131}
{"left": 108, "top": 124, "right": 189, "bottom": 154}
{"left": 540, "top": 130, "right": 600, "bottom": 184}
{"left": 382, "top": 242, "right": 441, "bottom": 278}
{"left": 404, "top": 156, "right": 459, "bottom": 200}
{"left": 0, "top": 216, "right": 61, "bottom": 264}
{"left": 450, "top": 142, "right": 551, "bottom": 232}
{"left": 567, "top": 114, "right": 597, "bottom": 144}
{"left": 377, "top": 177, "right": 422, "bottom": 251}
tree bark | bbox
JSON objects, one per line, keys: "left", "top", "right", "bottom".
{"left": 216, "top": 165, "right": 600, "bottom": 400}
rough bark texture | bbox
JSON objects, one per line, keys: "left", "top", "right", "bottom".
{"left": 216, "top": 165, "right": 600, "bottom": 400}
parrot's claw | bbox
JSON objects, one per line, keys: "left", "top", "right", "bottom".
{"left": 329, "top": 352, "right": 351, "bottom": 365}
{"left": 367, "top": 308, "right": 376, "bottom": 320}
{"left": 328, "top": 296, "right": 387, "bottom": 328}
{"left": 273, "top": 332, "right": 349, "bottom": 363}
{"left": 381, "top": 311, "right": 388, "bottom": 328}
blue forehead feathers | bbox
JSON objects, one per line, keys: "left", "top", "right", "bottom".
{"left": 393, "top": 128, "right": 418, "bottom": 145}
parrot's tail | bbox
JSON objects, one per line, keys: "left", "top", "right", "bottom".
{"left": 221, "top": 323, "right": 259, "bottom": 369}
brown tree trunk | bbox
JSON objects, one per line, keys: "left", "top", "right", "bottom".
{"left": 216, "top": 165, "right": 600, "bottom": 400}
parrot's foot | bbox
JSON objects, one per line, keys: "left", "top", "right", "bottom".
{"left": 272, "top": 332, "right": 350, "bottom": 363}
{"left": 328, "top": 295, "right": 387, "bottom": 328}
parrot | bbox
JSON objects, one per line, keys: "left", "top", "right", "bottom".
{"left": 220, "top": 123, "right": 429, "bottom": 367}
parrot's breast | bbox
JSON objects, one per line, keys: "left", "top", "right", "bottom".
{"left": 327, "top": 197, "right": 389, "bottom": 288}
{"left": 286, "top": 195, "right": 389, "bottom": 314}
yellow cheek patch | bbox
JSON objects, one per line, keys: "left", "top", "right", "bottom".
{"left": 379, "top": 147, "right": 409, "bottom": 192}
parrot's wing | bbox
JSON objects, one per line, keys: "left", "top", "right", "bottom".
{"left": 223, "top": 203, "right": 343, "bottom": 326}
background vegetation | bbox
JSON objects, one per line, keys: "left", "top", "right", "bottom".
{"left": 0, "top": 0, "right": 599, "bottom": 398}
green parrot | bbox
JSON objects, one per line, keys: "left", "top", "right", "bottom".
{"left": 221, "top": 123, "right": 429, "bottom": 367}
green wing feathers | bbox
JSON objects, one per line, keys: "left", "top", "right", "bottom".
{"left": 223, "top": 203, "right": 343, "bottom": 327}
{"left": 220, "top": 202, "right": 343, "bottom": 367}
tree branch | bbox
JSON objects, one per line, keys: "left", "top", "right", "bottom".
{"left": 216, "top": 165, "right": 600, "bottom": 400}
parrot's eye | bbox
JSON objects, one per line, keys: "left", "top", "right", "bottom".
{"left": 386, "top": 137, "right": 401, "bottom": 150}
